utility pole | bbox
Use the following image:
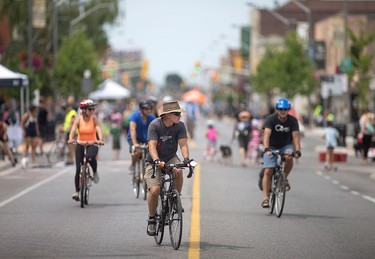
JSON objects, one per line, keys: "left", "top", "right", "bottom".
{"left": 69, "top": 3, "right": 114, "bottom": 35}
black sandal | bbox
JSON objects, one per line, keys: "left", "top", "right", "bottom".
{"left": 261, "top": 199, "right": 269, "bottom": 208}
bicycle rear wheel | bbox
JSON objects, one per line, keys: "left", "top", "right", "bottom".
{"left": 80, "top": 167, "right": 86, "bottom": 208}
{"left": 169, "top": 189, "right": 183, "bottom": 250}
{"left": 275, "top": 171, "right": 286, "bottom": 217}
{"left": 133, "top": 161, "right": 140, "bottom": 198}
{"left": 154, "top": 193, "right": 165, "bottom": 245}
{"left": 46, "top": 141, "right": 64, "bottom": 165}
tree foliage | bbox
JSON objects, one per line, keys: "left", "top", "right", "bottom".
{"left": 347, "top": 20, "right": 375, "bottom": 107}
{"left": 0, "top": 0, "right": 120, "bottom": 98}
{"left": 251, "top": 31, "right": 316, "bottom": 100}
{"left": 53, "top": 31, "right": 100, "bottom": 97}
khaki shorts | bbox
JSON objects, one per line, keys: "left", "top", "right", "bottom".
{"left": 145, "top": 156, "right": 181, "bottom": 189}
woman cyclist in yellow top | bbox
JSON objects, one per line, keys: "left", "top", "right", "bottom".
{"left": 68, "top": 99, "right": 104, "bottom": 201}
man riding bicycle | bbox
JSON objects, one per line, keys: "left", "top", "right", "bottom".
{"left": 261, "top": 98, "right": 301, "bottom": 208}
{"left": 144, "top": 100, "right": 192, "bottom": 236}
{"left": 126, "top": 100, "right": 156, "bottom": 173}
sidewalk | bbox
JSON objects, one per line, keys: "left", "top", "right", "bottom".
{"left": 305, "top": 127, "right": 375, "bottom": 181}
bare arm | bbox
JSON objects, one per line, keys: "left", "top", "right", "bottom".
{"left": 129, "top": 121, "right": 139, "bottom": 147}
{"left": 148, "top": 139, "right": 159, "bottom": 161}
{"left": 263, "top": 127, "right": 271, "bottom": 149}
{"left": 178, "top": 138, "right": 189, "bottom": 159}
{"left": 94, "top": 118, "right": 104, "bottom": 144}
{"left": 292, "top": 130, "right": 301, "bottom": 154}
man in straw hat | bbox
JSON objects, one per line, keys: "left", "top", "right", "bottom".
{"left": 144, "top": 100, "right": 193, "bottom": 236}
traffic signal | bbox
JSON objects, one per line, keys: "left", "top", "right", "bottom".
{"left": 141, "top": 59, "right": 149, "bottom": 80}
{"left": 234, "top": 54, "right": 243, "bottom": 71}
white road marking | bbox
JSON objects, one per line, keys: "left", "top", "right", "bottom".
{"left": 317, "top": 170, "right": 375, "bottom": 205}
{"left": 0, "top": 167, "right": 70, "bottom": 208}
{"left": 362, "top": 195, "right": 375, "bottom": 204}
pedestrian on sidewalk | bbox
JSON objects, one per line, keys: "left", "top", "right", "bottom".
{"left": 21, "top": 105, "right": 40, "bottom": 167}
{"left": 322, "top": 121, "right": 340, "bottom": 171}
{"left": 0, "top": 117, "right": 17, "bottom": 166}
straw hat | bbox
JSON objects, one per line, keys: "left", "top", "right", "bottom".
{"left": 159, "top": 101, "right": 184, "bottom": 116}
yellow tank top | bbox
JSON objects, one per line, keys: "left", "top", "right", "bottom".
{"left": 78, "top": 116, "right": 97, "bottom": 142}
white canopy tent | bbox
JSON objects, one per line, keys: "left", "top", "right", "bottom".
{"left": 88, "top": 79, "right": 131, "bottom": 100}
{"left": 0, "top": 64, "right": 29, "bottom": 115}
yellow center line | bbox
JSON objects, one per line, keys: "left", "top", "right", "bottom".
{"left": 188, "top": 163, "right": 200, "bottom": 259}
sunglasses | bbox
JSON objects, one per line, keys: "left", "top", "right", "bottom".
{"left": 87, "top": 108, "right": 95, "bottom": 111}
{"left": 277, "top": 108, "right": 289, "bottom": 111}
{"left": 172, "top": 112, "right": 181, "bottom": 116}
{"left": 143, "top": 107, "right": 152, "bottom": 111}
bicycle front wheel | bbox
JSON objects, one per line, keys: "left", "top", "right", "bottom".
{"left": 141, "top": 159, "right": 147, "bottom": 200}
{"left": 169, "top": 189, "right": 183, "bottom": 250}
{"left": 133, "top": 161, "right": 140, "bottom": 198}
{"left": 268, "top": 174, "right": 276, "bottom": 215}
{"left": 154, "top": 193, "right": 165, "bottom": 245}
{"left": 46, "top": 141, "right": 64, "bottom": 165}
{"left": 275, "top": 171, "right": 286, "bottom": 217}
{"left": 80, "top": 167, "right": 86, "bottom": 208}
{"left": 84, "top": 169, "right": 90, "bottom": 205}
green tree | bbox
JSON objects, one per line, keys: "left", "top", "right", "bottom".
{"left": 165, "top": 74, "right": 183, "bottom": 91}
{"left": 53, "top": 31, "right": 100, "bottom": 97}
{"left": 252, "top": 31, "right": 316, "bottom": 100}
{"left": 347, "top": 21, "right": 375, "bottom": 107}
{"left": 0, "top": 0, "right": 119, "bottom": 97}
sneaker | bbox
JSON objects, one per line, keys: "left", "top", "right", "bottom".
{"left": 93, "top": 172, "right": 100, "bottom": 184}
{"left": 72, "top": 192, "right": 80, "bottom": 201}
{"left": 147, "top": 217, "right": 156, "bottom": 236}
{"left": 21, "top": 157, "right": 29, "bottom": 169}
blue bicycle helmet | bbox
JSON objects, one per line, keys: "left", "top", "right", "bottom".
{"left": 275, "top": 98, "right": 291, "bottom": 109}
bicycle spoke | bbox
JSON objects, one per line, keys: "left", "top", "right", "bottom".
{"left": 154, "top": 194, "right": 165, "bottom": 245}
{"left": 275, "top": 172, "right": 286, "bottom": 217}
{"left": 169, "top": 190, "right": 183, "bottom": 250}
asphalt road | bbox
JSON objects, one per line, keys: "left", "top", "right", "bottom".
{"left": 0, "top": 115, "right": 374, "bottom": 259}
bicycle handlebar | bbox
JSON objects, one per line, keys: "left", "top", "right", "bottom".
{"left": 70, "top": 140, "right": 104, "bottom": 147}
{"left": 151, "top": 159, "right": 197, "bottom": 179}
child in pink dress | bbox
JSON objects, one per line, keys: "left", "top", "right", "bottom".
{"left": 204, "top": 120, "right": 218, "bottom": 161}
{"left": 248, "top": 119, "right": 262, "bottom": 164}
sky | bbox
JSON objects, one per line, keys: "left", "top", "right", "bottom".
{"left": 107, "top": 0, "right": 288, "bottom": 85}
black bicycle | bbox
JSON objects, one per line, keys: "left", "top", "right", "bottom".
{"left": 268, "top": 150, "right": 294, "bottom": 218}
{"left": 131, "top": 144, "right": 148, "bottom": 200}
{"left": 153, "top": 159, "right": 197, "bottom": 250}
{"left": 73, "top": 141, "right": 102, "bottom": 208}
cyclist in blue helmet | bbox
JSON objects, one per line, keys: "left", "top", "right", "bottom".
{"left": 260, "top": 98, "right": 301, "bottom": 208}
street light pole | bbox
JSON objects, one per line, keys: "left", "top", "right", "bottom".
{"left": 291, "top": 0, "right": 312, "bottom": 53}
{"left": 69, "top": 3, "right": 114, "bottom": 34}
